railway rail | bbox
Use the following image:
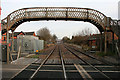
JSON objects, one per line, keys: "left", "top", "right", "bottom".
{"left": 64, "top": 44, "right": 119, "bottom": 66}
{"left": 11, "top": 46, "right": 56, "bottom": 79}
{"left": 64, "top": 45, "right": 112, "bottom": 80}
{"left": 58, "top": 46, "right": 67, "bottom": 80}
{"left": 10, "top": 44, "right": 120, "bottom": 80}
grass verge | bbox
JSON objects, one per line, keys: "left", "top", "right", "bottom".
{"left": 96, "top": 51, "right": 117, "bottom": 57}
{"left": 27, "top": 54, "right": 40, "bottom": 58}
{"left": 26, "top": 49, "right": 45, "bottom": 58}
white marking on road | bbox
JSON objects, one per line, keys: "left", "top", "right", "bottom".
{"left": 74, "top": 64, "right": 93, "bottom": 80}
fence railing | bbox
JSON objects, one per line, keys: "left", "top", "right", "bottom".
{"left": 2, "top": 7, "right": 107, "bottom": 31}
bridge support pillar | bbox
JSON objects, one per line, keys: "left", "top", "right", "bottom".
{"left": 7, "top": 16, "right": 10, "bottom": 64}
{"left": 100, "top": 32, "right": 103, "bottom": 52}
{"left": 104, "top": 30, "right": 107, "bottom": 54}
{"left": 118, "top": 26, "right": 120, "bottom": 58}
{"left": 112, "top": 32, "right": 115, "bottom": 52}
{"left": 117, "top": 20, "right": 120, "bottom": 58}
{"left": 118, "top": 37, "right": 120, "bottom": 52}
{"left": 7, "top": 30, "right": 10, "bottom": 64}
{"left": 118, "top": 38, "right": 120, "bottom": 57}
{"left": 12, "top": 31, "right": 14, "bottom": 52}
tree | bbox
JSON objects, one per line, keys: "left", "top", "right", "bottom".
{"left": 80, "top": 28, "right": 93, "bottom": 36}
{"left": 71, "top": 28, "right": 93, "bottom": 45}
{"left": 62, "top": 36, "right": 70, "bottom": 43}
{"left": 52, "top": 34, "right": 57, "bottom": 41}
{"left": 37, "top": 27, "right": 52, "bottom": 41}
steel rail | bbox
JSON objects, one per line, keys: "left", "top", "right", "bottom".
{"left": 64, "top": 45, "right": 112, "bottom": 80}
{"left": 58, "top": 46, "right": 67, "bottom": 80}
{"left": 65, "top": 44, "right": 115, "bottom": 66}
{"left": 11, "top": 52, "right": 50, "bottom": 79}
{"left": 115, "top": 42, "right": 120, "bottom": 57}
{"left": 29, "top": 46, "right": 56, "bottom": 79}
{"left": 11, "top": 58, "right": 39, "bottom": 79}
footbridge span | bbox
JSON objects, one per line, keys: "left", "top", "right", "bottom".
{"left": 1, "top": 7, "right": 120, "bottom": 63}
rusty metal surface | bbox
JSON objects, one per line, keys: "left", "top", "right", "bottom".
{"left": 2, "top": 7, "right": 108, "bottom": 32}
{"left": 1, "top": 7, "right": 120, "bottom": 52}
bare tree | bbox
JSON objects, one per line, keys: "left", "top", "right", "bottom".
{"left": 80, "top": 28, "right": 93, "bottom": 36}
{"left": 37, "top": 27, "right": 52, "bottom": 41}
{"left": 52, "top": 34, "right": 57, "bottom": 41}
{"left": 71, "top": 28, "right": 93, "bottom": 45}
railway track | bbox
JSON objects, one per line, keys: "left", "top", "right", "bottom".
{"left": 64, "top": 45, "right": 112, "bottom": 80}
{"left": 64, "top": 44, "right": 118, "bottom": 66}
{"left": 11, "top": 46, "right": 57, "bottom": 79}
{"left": 63, "top": 44, "right": 120, "bottom": 80}
{"left": 10, "top": 44, "right": 120, "bottom": 80}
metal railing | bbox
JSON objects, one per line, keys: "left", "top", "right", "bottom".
{"left": 2, "top": 7, "right": 107, "bottom": 31}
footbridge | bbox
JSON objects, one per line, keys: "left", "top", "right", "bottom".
{"left": 1, "top": 7, "right": 120, "bottom": 63}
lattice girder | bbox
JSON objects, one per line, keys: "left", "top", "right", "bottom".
{"left": 2, "top": 7, "right": 112, "bottom": 33}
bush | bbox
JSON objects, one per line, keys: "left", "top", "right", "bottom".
{"left": 26, "top": 54, "right": 40, "bottom": 58}
{"left": 96, "top": 52, "right": 106, "bottom": 57}
{"left": 81, "top": 45, "right": 91, "bottom": 51}
{"left": 96, "top": 52, "right": 117, "bottom": 57}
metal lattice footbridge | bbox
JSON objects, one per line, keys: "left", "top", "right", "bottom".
{"left": 1, "top": 7, "right": 120, "bottom": 63}
{"left": 1, "top": 7, "right": 120, "bottom": 37}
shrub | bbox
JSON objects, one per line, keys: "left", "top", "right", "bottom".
{"left": 96, "top": 52, "right": 117, "bottom": 57}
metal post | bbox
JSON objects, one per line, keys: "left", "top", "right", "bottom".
{"left": 118, "top": 38, "right": 120, "bottom": 58}
{"left": 17, "top": 41, "right": 21, "bottom": 60}
{"left": 66, "top": 8, "right": 68, "bottom": 20}
{"left": 87, "top": 9, "right": 89, "bottom": 20}
{"left": 112, "top": 32, "right": 114, "bottom": 52}
{"left": 117, "top": 20, "right": 120, "bottom": 58}
{"left": 7, "top": 30, "right": 9, "bottom": 64}
{"left": 7, "top": 16, "right": 10, "bottom": 64}
{"left": 104, "top": 30, "right": 107, "bottom": 54}
{"left": 91, "top": 40, "right": 92, "bottom": 49}
{"left": 100, "top": 32, "right": 103, "bottom": 52}
{"left": 45, "top": 8, "right": 48, "bottom": 18}
{"left": 12, "top": 31, "right": 14, "bottom": 52}
{"left": 104, "top": 17, "right": 110, "bottom": 53}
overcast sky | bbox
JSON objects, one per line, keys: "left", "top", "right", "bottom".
{"left": 1, "top": 0, "right": 120, "bottom": 39}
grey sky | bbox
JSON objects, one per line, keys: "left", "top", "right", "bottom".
{"left": 1, "top": 0, "right": 119, "bottom": 39}
{"left": 119, "top": 1, "right": 120, "bottom": 19}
